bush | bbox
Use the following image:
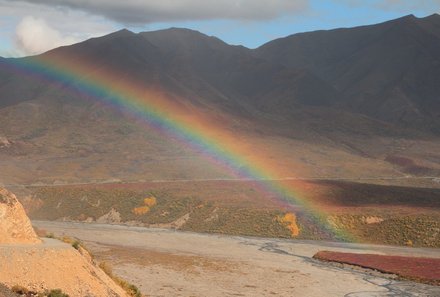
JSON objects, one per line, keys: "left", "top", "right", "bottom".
{"left": 71, "top": 241, "right": 80, "bottom": 250}
{"left": 99, "top": 262, "right": 142, "bottom": 297}
{"left": 45, "top": 289, "right": 69, "bottom": 297}
{"left": 10, "top": 285, "right": 69, "bottom": 297}
{"left": 11, "top": 285, "right": 29, "bottom": 295}
{"left": 59, "top": 236, "right": 82, "bottom": 250}
{"left": 99, "top": 262, "right": 113, "bottom": 277}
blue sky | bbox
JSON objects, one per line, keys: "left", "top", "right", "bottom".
{"left": 0, "top": 0, "right": 439, "bottom": 57}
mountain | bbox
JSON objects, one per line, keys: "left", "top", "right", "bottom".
{"left": 1, "top": 28, "right": 340, "bottom": 115}
{"left": 139, "top": 28, "right": 340, "bottom": 112}
{"left": 255, "top": 14, "right": 440, "bottom": 131}
{"left": 1, "top": 16, "right": 440, "bottom": 186}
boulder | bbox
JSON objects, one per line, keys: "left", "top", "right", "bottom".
{"left": 0, "top": 137, "right": 11, "bottom": 148}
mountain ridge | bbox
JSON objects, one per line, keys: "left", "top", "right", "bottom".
{"left": 255, "top": 14, "right": 440, "bottom": 130}
{"left": 1, "top": 15, "right": 440, "bottom": 186}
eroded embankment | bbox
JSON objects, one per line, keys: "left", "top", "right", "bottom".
{"left": 0, "top": 238, "right": 128, "bottom": 297}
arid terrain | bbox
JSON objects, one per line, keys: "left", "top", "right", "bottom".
{"left": 34, "top": 220, "right": 440, "bottom": 297}
{"left": 0, "top": 187, "right": 130, "bottom": 297}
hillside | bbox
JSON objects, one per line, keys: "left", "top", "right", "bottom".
{"left": 1, "top": 16, "right": 440, "bottom": 187}
{"left": 0, "top": 187, "right": 129, "bottom": 297}
{"left": 255, "top": 14, "right": 440, "bottom": 131}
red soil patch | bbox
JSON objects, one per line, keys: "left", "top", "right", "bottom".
{"left": 313, "top": 251, "right": 440, "bottom": 285}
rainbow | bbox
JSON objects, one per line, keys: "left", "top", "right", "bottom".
{"left": 1, "top": 50, "right": 355, "bottom": 241}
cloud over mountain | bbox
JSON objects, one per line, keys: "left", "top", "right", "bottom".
{"left": 7, "top": 0, "right": 309, "bottom": 23}
{"left": 15, "top": 16, "right": 79, "bottom": 55}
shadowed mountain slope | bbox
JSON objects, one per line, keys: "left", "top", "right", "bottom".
{"left": 255, "top": 14, "right": 440, "bottom": 131}
{"left": 139, "top": 28, "right": 340, "bottom": 112}
{"left": 0, "top": 28, "right": 340, "bottom": 115}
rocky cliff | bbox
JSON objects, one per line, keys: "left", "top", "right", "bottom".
{"left": 0, "top": 187, "right": 41, "bottom": 244}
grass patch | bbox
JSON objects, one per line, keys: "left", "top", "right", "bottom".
{"left": 328, "top": 214, "right": 440, "bottom": 247}
{"left": 26, "top": 183, "right": 440, "bottom": 247}
{"left": 11, "top": 285, "right": 69, "bottom": 297}
{"left": 99, "top": 262, "right": 142, "bottom": 297}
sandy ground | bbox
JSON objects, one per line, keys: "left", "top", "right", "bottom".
{"left": 33, "top": 221, "right": 440, "bottom": 297}
{"left": 0, "top": 238, "right": 127, "bottom": 297}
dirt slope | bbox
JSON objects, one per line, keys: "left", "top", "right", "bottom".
{"left": 0, "top": 239, "right": 128, "bottom": 297}
{"left": 0, "top": 187, "right": 128, "bottom": 297}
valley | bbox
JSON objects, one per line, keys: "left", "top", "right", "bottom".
{"left": 32, "top": 220, "right": 440, "bottom": 297}
{"left": 1, "top": 11, "right": 440, "bottom": 296}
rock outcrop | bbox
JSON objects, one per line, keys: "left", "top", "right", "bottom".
{"left": 0, "top": 137, "right": 11, "bottom": 148}
{"left": 0, "top": 187, "right": 41, "bottom": 244}
{"left": 96, "top": 208, "right": 122, "bottom": 224}
{"left": 0, "top": 187, "right": 129, "bottom": 297}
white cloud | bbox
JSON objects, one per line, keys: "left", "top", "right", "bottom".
{"left": 14, "top": 16, "right": 78, "bottom": 55}
{"left": 7, "top": 0, "right": 309, "bottom": 24}
{"left": 0, "top": 0, "right": 309, "bottom": 56}
{"left": 0, "top": 0, "right": 117, "bottom": 56}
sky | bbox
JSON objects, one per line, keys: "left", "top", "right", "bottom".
{"left": 0, "top": 0, "right": 439, "bottom": 57}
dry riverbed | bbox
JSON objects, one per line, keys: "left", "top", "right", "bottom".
{"left": 33, "top": 221, "right": 440, "bottom": 297}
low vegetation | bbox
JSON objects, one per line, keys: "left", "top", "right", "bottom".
{"left": 11, "top": 285, "right": 69, "bottom": 297}
{"left": 277, "top": 213, "right": 300, "bottom": 237}
{"left": 313, "top": 251, "right": 440, "bottom": 285}
{"left": 28, "top": 186, "right": 306, "bottom": 238}
{"left": 99, "top": 262, "right": 142, "bottom": 297}
{"left": 328, "top": 214, "right": 440, "bottom": 247}
{"left": 132, "top": 196, "right": 157, "bottom": 215}
{"left": 25, "top": 180, "right": 440, "bottom": 247}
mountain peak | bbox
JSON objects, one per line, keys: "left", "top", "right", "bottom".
{"left": 140, "top": 27, "right": 214, "bottom": 41}
{"left": 139, "top": 27, "right": 228, "bottom": 51}
{"left": 404, "top": 14, "right": 416, "bottom": 18}
{"left": 426, "top": 13, "right": 440, "bottom": 18}
{"left": 158, "top": 27, "right": 205, "bottom": 35}
{"left": 421, "top": 13, "right": 440, "bottom": 22}
{"left": 391, "top": 14, "right": 417, "bottom": 24}
{"left": 107, "top": 28, "right": 136, "bottom": 37}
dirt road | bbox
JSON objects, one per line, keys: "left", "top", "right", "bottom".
{"left": 3, "top": 175, "right": 438, "bottom": 188}
{"left": 33, "top": 221, "right": 440, "bottom": 297}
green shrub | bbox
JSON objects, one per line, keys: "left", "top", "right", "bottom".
{"left": 71, "top": 240, "right": 80, "bottom": 250}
